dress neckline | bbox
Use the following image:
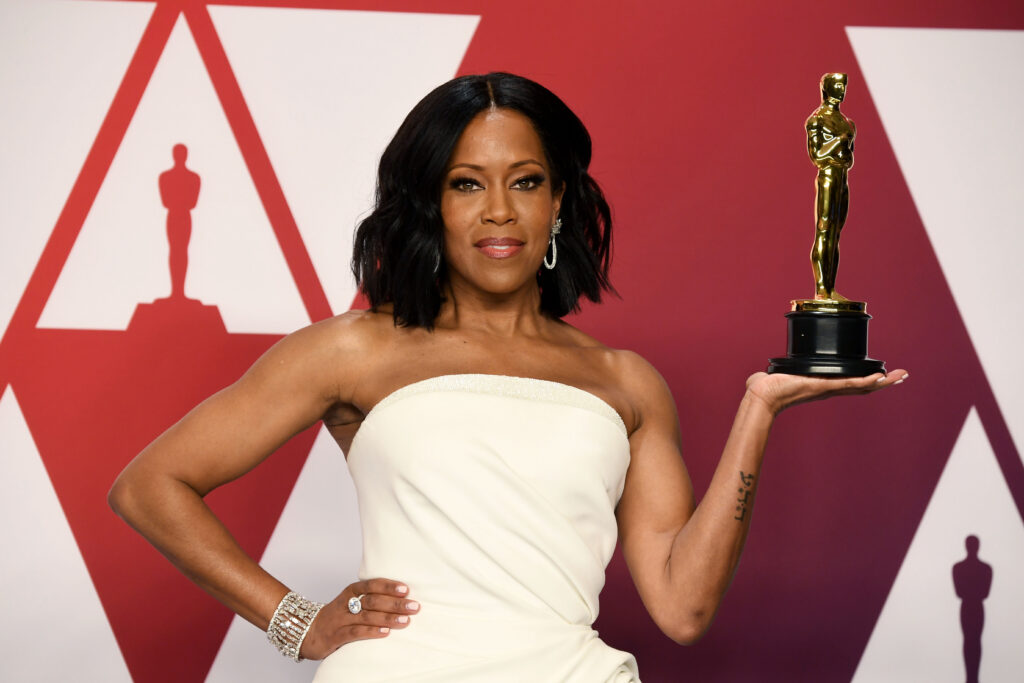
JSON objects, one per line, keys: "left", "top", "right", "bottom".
{"left": 361, "top": 373, "right": 628, "bottom": 436}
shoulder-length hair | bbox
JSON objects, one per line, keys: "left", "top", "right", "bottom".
{"left": 352, "top": 72, "right": 613, "bottom": 328}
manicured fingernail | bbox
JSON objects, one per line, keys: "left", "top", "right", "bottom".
{"left": 901, "top": 373, "right": 909, "bottom": 380}
{"left": 875, "top": 376, "right": 885, "bottom": 383}
{"left": 379, "top": 627, "right": 390, "bottom": 633}
{"left": 396, "top": 585, "right": 408, "bottom": 594}
{"left": 894, "top": 379, "right": 904, "bottom": 385}
{"left": 396, "top": 615, "right": 409, "bottom": 624}
{"left": 406, "top": 601, "right": 420, "bottom": 611}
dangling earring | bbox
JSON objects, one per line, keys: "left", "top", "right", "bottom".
{"left": 543, "top": 218, "right": 562, "bottom": 270}
{"left": 433, "top": 248, "right": 442, "bottom": 275}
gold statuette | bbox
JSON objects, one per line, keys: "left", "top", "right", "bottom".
{"left": 767, "top": 73, "right": 884, "bottom": 376}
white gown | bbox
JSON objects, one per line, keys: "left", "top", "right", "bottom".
{"left": 314, "top": 374, "right": 641, "bottom": 682}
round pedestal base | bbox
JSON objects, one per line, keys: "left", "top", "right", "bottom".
{"left": 767, "top": 355, "right": 885, "bottom": 376}
{"left": 767, "top": 309, "right": 885, "bottom": 377}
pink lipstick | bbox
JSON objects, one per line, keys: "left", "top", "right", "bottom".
{"left": 475, "top": 237, "right": 524, "bottom": 259}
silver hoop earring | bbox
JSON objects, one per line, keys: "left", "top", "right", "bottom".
{"left": 543, "top": 218, "right": 562, "bottom": 270}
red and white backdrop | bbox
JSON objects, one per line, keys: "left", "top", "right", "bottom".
{"left": 2, "top": 0, "right": 1023, "bottom": 681}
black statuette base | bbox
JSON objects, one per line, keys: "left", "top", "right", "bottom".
{"left": 767, "top": 310, "right": 885, "bottom": 377}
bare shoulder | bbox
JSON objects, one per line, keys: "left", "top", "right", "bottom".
{"left": 243, "top": 309, "right": 397, "bottom": 403}
{"left": 555, "top": 323, "right": 676, "bottom": 435}
{"left": 608, "top": 348, "right": 667, "bottom": 388}
{"left": 273, "top": 308, "right": 396, "bottom": 357}
{"left": 305, "top": 308, "right": 393, "bottom": 347}
{"left": 551, "top": 323, "right": 636, "bottom": 381}
{"left": 560, "top": 325, "right": 669, "bottom": 403}
{"left": 607, "top": 349, "right": 676, "bottom": 423}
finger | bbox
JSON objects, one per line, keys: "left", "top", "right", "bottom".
{"left": 875, "top": 369, "right": 908, "bottom": 387}
{"left": 361, "top": 594, "right": 421, "bottom": 615}
{"left": 357, "top": 609, "right": 413, "bottom": 629}
{"left": 845, "top": 369, "right": 907, "bottom": 393}
{"left": 340, "top": 623, "right": 393, "bottom": 643}
{"left": 347, "top": 578, "right": 409, "bottom": 599}
{"left": 835, "top": 373, "right": 884, "bottom": 390}
{"left": 863, "top": 373, "right": 892, "bottom": 388}
{"left": 801, "top": 374, "right": 876, "bottom": 395}
{"left": 850, "top": 369, "right": 902, "bottom": 385}
{"left": 365, "top": 577, "right": 411, "bottom": 597}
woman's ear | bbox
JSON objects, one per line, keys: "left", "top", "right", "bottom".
{"left": 552, "top": 182, "right": 565, "bottom": 220}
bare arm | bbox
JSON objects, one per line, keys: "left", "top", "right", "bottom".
{"left": 108, "top": 313, "right": 417, "bottom": 658}
{"left": 616, "top": 357, "right": 907, "bottom": 644}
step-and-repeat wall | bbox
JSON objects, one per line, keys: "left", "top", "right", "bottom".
{"left": 2, "top": 1, "right": 1022, "bottom": 681}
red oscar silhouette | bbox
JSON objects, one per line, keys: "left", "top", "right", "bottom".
{"left": 129, "top": 143, "right": 223, "bottom": 331}
{"left": 160, "top": 143, "right": 200, "bottom": 300}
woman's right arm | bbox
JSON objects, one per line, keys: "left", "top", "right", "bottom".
{"left": 108, "top": 313, "right": 417, "bottom": 658}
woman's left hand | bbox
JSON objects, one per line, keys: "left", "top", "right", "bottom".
{"left": 744, "top": 368, "right": 908, "bottom": 417}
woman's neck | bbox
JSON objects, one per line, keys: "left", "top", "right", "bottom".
{"left": 436, "top": 279, "right": 549, "bottom": 338}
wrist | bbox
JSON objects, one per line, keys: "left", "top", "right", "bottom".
{"left": 742, "top": 388, "right": 781, "bottom": 420}
{"left": 267, "top": 591, "right": 325, "bottom": 662}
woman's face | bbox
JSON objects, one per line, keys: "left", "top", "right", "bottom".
{"left": 441, "top": 108, "right": 563, "bottom": 298}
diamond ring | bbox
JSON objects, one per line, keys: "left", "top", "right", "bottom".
{"left": 347, "top": 594, "right": 365, "bottom": 615}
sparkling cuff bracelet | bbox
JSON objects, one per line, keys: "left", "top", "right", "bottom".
{"left": 267, "top": 591, "right": 324, "bottom": 661}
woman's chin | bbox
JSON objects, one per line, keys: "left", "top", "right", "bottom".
{"left": 449, "top": 270, "right": 540, "bottom": 299}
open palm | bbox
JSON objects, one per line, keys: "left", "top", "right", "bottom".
{"left": 745, "top": 368, "right": 908, "bottom": 416}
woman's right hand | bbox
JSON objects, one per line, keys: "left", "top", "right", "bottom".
{"left": 299, "top": 578, "right": 420, "bottom": 660}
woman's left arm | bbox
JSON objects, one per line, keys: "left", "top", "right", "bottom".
{"left": 615, "top": 355, "right": 906, "bottom": 645}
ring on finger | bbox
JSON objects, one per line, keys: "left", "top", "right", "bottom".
{"left": 347, "top": 594, "right": 366, "bottom": 615}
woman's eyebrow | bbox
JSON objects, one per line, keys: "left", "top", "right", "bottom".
{"left": 447, "top": 159, "right": 544, "bottom": 172}
{"left": 510, "top": 158, "right": 544, "bottom": 169}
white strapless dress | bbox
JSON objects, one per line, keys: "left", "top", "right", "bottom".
{"left": 313, "top": 374, "right": 641, "bottom": 682}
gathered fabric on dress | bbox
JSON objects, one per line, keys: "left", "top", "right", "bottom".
{"left": 313, "top": 374, "right": 640, "bottom": 682}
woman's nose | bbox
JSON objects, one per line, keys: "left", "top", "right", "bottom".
{"left": 483, "top": 188, "right": 515, "bottom": 225}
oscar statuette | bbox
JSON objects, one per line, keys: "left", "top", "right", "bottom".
{"left": 767, "top": 73, "right": 885, "bottom": 376}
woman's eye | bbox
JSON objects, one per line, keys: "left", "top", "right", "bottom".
{"left": 512, "top": 174, "right": 544, "bottom": 190}
{"left": 449, "top": 177, "right": 481, "bottom": 192}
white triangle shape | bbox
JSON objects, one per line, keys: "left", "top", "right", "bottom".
{"left": 847, "top": 27, "right": 1024, "bottom": 455}
{"left": 209, "top": 5, "right": 480, "bottom": 314}
{"left": 852, "top": 408, "right": 1024, "bottom": 682}
{"left": 0, "top": 387, "right": 132, "bottom": 680}
{"left": 0, "top": 0, "right": 154, "bottom": 340}
{"left": 205, "top": 426, "right": 361, "bottom": 682}
{"left": 38, "top": 14, "right": 310, "bottom": 334}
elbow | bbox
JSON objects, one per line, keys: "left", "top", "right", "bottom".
{"left": 108, "top": 467, "right": 201, "bottom": 529}
{"left": 108, "top": 469, "right": 145, "bottom": 523}
{"left": 664, "top": 616, "right": 710, "bottom": 646}
{"left": 107, "top": 472, "right": 131, "bottom": 519}
{"left": 656, "top": 605, "right": 715, "bottom": 646}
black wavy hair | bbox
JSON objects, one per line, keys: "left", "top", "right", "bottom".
{"left": 351, "top": 72, "right": 613, "bottom": 328}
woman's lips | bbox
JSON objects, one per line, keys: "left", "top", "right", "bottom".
{"left": 475, "top": 237, "right": 524, "bottom": 259}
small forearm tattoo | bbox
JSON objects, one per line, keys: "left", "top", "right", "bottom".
{"left": 733, "top": 470, "right": 757, "bottom": 522}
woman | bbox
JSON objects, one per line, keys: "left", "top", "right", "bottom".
{"left": 109, "top": 73, "right": 905, "bottom": 681}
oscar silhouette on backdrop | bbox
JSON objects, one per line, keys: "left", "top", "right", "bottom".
{"left": 952, "top": 535, "right": 993, "bottom": 683}
{"left": 159, "top": 143, "right": 200, "bottom": 300}
{"left": 129, "top": 143, "right": 224, "bottom": 333}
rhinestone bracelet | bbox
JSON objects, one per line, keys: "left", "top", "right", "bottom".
{"left": 267, "top": 591, "right": 325, "bottom": 661}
